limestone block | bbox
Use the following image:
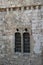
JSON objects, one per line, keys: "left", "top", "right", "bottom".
{"left": 32, "top": 34, "right": 41, "bottom": 42}
{"left": 32, "top": 22, "right": 38, "bottom": 28}
{"left": 32, "top": 9, "right": 41, "bottom": 20}
{"left": 21, "top": 10, "right": 32, "bottom": 25}
{"left": 0, "top": 40, "right": 5, "bottom": 54}
{"left": 0, "top": 0, "right": 43, "bottom": 7}
{"left": 40, "top": 35, "right": 43, "bottom": 46}
{"left": 8, "top": 35, "right": 14, "bottom": 54}
{"left": 32, "top": 29, "right": 41, "bottom": 34}
{"left": 34, "top": 41, "right": 42, "bottom": 54}
{"left": 41, "top": 20, "right": 43, "bottom": 29}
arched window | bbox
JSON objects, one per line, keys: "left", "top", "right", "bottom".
{"left": 23, "top": 32, "right": 30, "bottom": 53}
{"left": 15, "top": 32, "right": 21, "bottom": 52}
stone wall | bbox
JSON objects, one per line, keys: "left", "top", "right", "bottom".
{"left": 0, "top": 0, "right": 43, "bottom": 8}
{"left": 0, "top": 4, "right": 43, "bottom": 65}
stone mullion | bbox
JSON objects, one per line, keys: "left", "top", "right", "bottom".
{"left": 14, "top": 33, "right": 15, "bottom": 54}
{"left": 21, "top": 30, "right": 23, "bottom": 54}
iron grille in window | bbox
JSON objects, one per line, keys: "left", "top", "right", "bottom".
{"left": 15, "top": 32, "right": 21, "bottom": 52}
{"left": 23, "top": 32, "right": 30, "bottom": 53}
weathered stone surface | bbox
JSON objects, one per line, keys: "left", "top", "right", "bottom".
{"left": 0, "top": 0, "right": 43, "bottom": 7}
{"left": 0, "top": 0, "right": 43, "bottom": 65}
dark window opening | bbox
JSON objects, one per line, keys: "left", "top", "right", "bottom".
{"left": 38, "top": 5, "right": 41, "bottom": 9}
{"left": 9, "top": 8, "right": 11, "bottom": 11}
{"left": 15, "top": 32, "right": 21, "bottom": 52}
{"left": 19, "top": 7, "right": 21, "bottom": 10}
{"left": 24, "top": 7, "right": 26, "bottom": 10}
{"left": 29, "top": 6, "right": 31, "bottom": 10}
{"left": 25, "top": 28, "right": 28, "bottom": 31}
{"left": 23, "top": 32, "right": 30, "bottom": 53}
{"left": 13, "top": 7, "right": 17, "bottom": 11}
{"left": 33, "top": 6, "right": 36, "bottom": 9}
{"left": 16, "top": 28, "right": 19, "bottom": 31}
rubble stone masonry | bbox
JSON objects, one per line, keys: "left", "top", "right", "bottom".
{"left": 0, "top": 0, "right": 43, "bottom": 65}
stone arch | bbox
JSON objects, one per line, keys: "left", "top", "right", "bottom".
{"left": 2, "top": 10, "right": 35, "bottom": 54}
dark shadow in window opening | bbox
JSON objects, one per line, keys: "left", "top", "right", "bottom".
{"left": 15, "top": 32, "right": 21, "bottom": 52}
{"left": 23, "top": 32, "right": 30, "bottom": 53}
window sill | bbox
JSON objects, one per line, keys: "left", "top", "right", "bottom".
{"left": 14, "top": 52, "right": 30, "bottom": 56}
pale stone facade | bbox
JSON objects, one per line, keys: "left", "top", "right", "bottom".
{"left": 0, "top": 0, "right": 43, "bottom": 65}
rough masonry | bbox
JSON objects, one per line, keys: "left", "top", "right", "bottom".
{"left": 0, "top": 0, "right": 43, "bottom": 65}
